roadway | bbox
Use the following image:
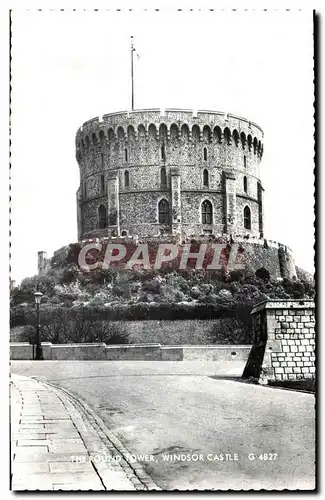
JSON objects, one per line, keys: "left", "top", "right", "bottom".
{"left": 11, "top": 360, "right": 315, "bottom": 490}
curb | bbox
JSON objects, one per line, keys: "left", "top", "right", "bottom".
{"left": 40, "top": 379, "right": 161, "bottom": 491}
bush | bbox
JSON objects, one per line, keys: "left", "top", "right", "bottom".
{"left": 112, "top": 284, "right": 132, "bottom": 299}
{"left": 10, "top": 304, "right": 129, "bottom": 345}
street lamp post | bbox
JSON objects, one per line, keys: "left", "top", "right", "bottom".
{"left": 34, "top": 291, "right": 43, "bottom": 360}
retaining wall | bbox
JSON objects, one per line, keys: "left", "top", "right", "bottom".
{"left": 10, "top": 342, "right": 251, "bottom": 362}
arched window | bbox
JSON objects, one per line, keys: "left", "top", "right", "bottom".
{"left": 98, "top": 205, "right": 108, "bottom": 229}
{"left": 224, "top": 128, "right": 231, "bottom": 145}
{"left": 100, "top": 174, "right": 105, "bottom": 194}
{"left": 92, "top": 132, "right": 98, "bottom": 147}
{"left": 244, "top": 155, "right": 247, "bottom": 168}
{"left": 243, "top": 176, "right": 247, "bottom": 193}
{"left": 244, "top": 206, "right": 251, "bottom": 230}
{"left": 124, "top": 170, "right": 130, "bottom": 188}
{"left": 247, "top": 135, "right": 252, "bottom": 152}
{"left": 158, "top": 199, "right": 170, "bottom": 224}
{"left": 204, "top": 147, "right": 207, "bottom": 161}
{"left": 161, "top": 167, "right": 167, "bottom": 187}
{"left": 232, "top": 129, "right": 239, "bottom": 147}
{"left": 202, "top": 200, "right": 213, "bottom": 224}
{"left": 203, "top": 169, "right": 209, "bottom": 187}
{"left": 99, "top": 130, "right": 105, "bottom": 147}
{"left": 161, "top": 143, "right": 166, "bottom": 161}
{"left": 124, "top": 148, "right": 128, "bottom": 162}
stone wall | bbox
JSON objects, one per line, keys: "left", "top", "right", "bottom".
{"left": 243, "top": 300, "right": 315, "bottom": 382}
{"left": 10, "top": 342, "right": 251, "bottom": 362}
{"left": 114, "top": 319, "right": 251, "bottom": 345}
{"left": 71, "top": 237, "right": 297, "bottom": 279}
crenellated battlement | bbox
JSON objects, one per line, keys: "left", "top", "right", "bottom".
{"left": 75, "top": 108, "right": 264, "bottom": 160}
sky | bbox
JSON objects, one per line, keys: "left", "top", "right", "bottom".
{"left": 10, "top": 9, "right": 315, "bottom": 283}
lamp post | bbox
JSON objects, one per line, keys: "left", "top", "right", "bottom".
{"left": 34, "top": 291, "right": 43, "bottom": 360}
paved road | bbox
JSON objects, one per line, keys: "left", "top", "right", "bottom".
{"left": 11, "top": 361, "right": 315, "bottom": 490}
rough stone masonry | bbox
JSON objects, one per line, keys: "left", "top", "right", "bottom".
{"left": 243, "top": 300, "right": 315, "bottom": 382}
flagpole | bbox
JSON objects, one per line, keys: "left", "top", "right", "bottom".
{"left": 131, "top": 36, "right": 134, "bottom": 111}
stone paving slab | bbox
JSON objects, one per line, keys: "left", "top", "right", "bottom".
{"left": 10, "top": 374, "right": 136, "bottom": 491}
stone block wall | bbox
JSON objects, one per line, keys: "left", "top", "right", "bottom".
{"left": 243, "top": 300, "right": 315, "bottom": 382}
{"left": 270, "top": 307, "right": 315, "bottom": 381}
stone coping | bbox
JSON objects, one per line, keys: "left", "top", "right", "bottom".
{"left": 78, "top": 108, "right": 263, "bottom": 135}
{"left": 251, "top": 299, "right": 315, "bottom": 315}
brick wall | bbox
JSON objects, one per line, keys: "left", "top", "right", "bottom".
{"left": 243, "top": 300, "right": 315, "bottom": 382}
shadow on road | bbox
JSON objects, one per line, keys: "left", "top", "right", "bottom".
{"left": 208, "top": 375, "right": 315, "bottom": 394}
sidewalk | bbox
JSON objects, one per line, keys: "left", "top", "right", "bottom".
{"left": 10, "top": 374, "right": 139, "bottom": 491}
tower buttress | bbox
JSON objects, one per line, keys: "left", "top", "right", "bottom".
{"left": 107, "top": 170, "right": 120, "bottom": 236}
{"left": 171, "top": 167, "right": 182, "bottom": 236}
{"left": 223, "top": 171, "right": 237, "bottom": 234}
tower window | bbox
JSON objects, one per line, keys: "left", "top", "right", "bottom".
{"left": 202, "top": 200, "right": 213, "bottom": 224}
{"left": 161, "top": 167, "right": 167, "bottom": 187}
{"left": 98, "top": 205, "right": 108, "bottom": 229}
{"left": 244, "top": 155, "right": 247, "bottom": 168}
{"left": 158, "top": 199, "right": 170, "bottom": 224}
{"left": 125, "top": 148, "right": 128, "bottom": 162}
{"left": 100, "top": 153, "right": 104, "bottom": 169}
{"left": 203, "top": 169, "right": 209, "bottom": 187}
{"left": 243, "top": 176, "right": 247, "bottom": 193}
{"left": 124, "top": 170, "right": 130, "bottom": 188}
{"left": 100, "top": 174, "right": 105, "bottom": 194}
{"left": 244, "top": 206, "right": 251, "bottom": 230}
{"left": 161, "top": 143, "right": 166, "bottom": 161}
{"left": 204, "top": 147, "right": 207, "bottom": 161}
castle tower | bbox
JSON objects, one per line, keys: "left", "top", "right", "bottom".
{"left": 75, "top": 109, "right": 264, "bottom": 240}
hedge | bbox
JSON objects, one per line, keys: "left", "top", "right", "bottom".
{"left": 11, "top": 302, "right": 252, "bottom": 328}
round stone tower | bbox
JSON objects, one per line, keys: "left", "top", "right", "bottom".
{"left": 75, "top": 109, "right": 264, "bottom": 240}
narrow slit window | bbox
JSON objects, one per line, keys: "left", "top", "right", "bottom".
{"left": 204, "top": 147, "right": 207, "bottom": 161}
{"left": 161, "top": 143, "right": 166, "bottom": 161}
{"left": 124, "top": 170, "right": 130, "bottom": 188}
{"left": 161, "top": 167, "right": 167, "bottom": 187}
{"left": 203, "top": 169, "right": 209, "bottom": 187}
{"left": 98, "top": 205, "right": 108, "bottom": 229}
{"left": 101, "top": 174, "right": 105, "bottom": 194}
